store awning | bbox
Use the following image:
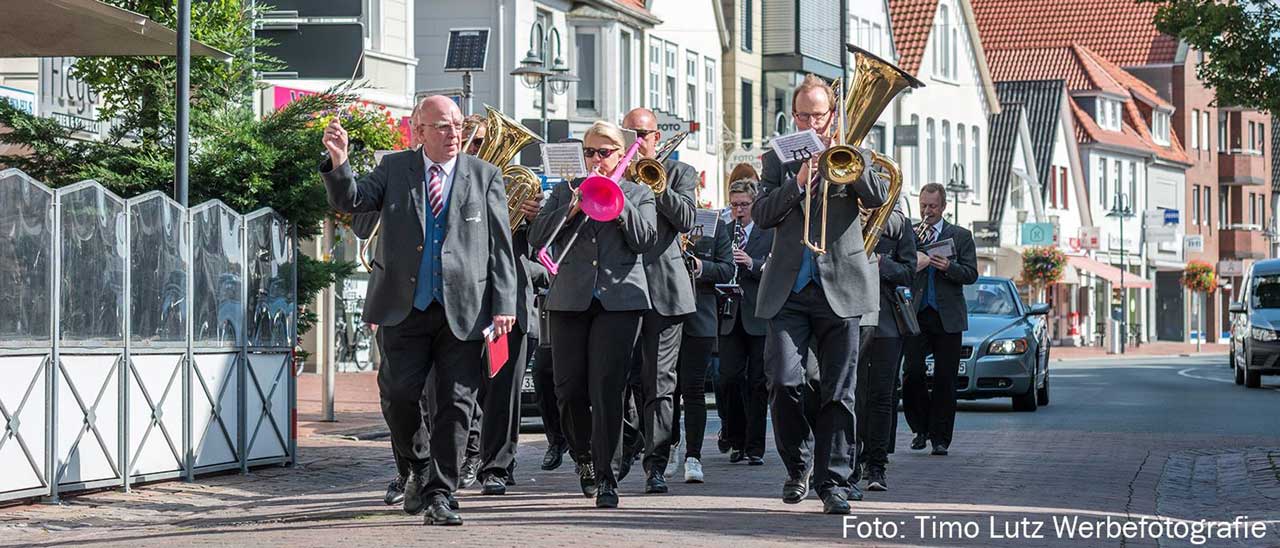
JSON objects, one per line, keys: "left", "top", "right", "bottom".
{"left": 0, "top": 0, "right": 230, "bottom": 59}
{"left": 1067, "top": 255, "right": 1154, "bottom": 289}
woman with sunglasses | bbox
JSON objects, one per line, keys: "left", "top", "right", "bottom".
{"left": 530, "top": 120, "right": 657, "bottom": 509}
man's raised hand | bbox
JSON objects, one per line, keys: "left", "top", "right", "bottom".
{"left": 323, "top": 118, "right": 349, "bottom": 167}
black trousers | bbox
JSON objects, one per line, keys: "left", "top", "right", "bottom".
{"left": 717, "top": 317, "right": 768, "bottom": 458}
{"left": 855, "top": 330, "right": 903, "bottom": 471}
{"left": 902, "top": 307, "right": 963, "bottom": 447}
{"left": 671, "top": 335, "right": 714, "bottom": 460}
{"left": 549, "top": 300, "right": 643, "bottom": 489}
{"left": 475, "top": 326, "right": 529, "bottom": 479}
{"left": 763, "top": 284, "right": 860, "bottom": 498}
{"left": 378, "top": 303, "right": 483, "bottom": 500}
{"left": 532, "top": 345, "right": 565, "bottom": 447}
{"left": 638, "top": 310, "right": 684, "bottom": 473}
{"left": 377, "top": 328, "right": 420, "bottom": 479}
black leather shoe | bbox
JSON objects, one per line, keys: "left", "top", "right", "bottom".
{"left": 729, "top": 449, "right": 745, "bottom": 463}
{"left": 849, "top": 484, "right": 864, "bottom": 502}
{"left": 931, "top": 443, "right": 949, "bottom": 456}
{"left": 782, "top": 469, "right": 811, "bottom": 504}
{"left": 445, "top": 492, "right": 460, "bottom": 510}
{"left": 542, "top": 443, "right": 566, "bottom": 470}
{"left": 822, "top": 492, "right": 851, "bottom": 515}
{"left": 747, "top": 455, "right": 764, "bottom": 466}
{"left": 595, "top": 484, "right": 619, "bottom": 508}
{"left": 480, "top": 474, "right": 506, "bottom": 495}
{"left": 617, "top": 444, "right": 637, "bottom": 483}
{"left": 403, "top": 471, "right": 428, "bottom": 515}
{"left": 911, "top": 433, "right": 928, "bottom": 451}
{"left": 717, "top": 431, "right": 732, "bottom": 454}
{"left": 459, "top": 455, "right": 481, "bottom": 489}
{"left": 423, "top": 499, "right": 463, "bottom": 526}
{"left": 645, "top": 469, "right": 668, "bottom": 494}
{"left": 866, "top": 468, "right": 888, "bottom": 491}
{"left": 577, "top": 461, "right": 597, "bottom": 498}
{"left": 383, "top": 475, "right": 406, "bottom": 506}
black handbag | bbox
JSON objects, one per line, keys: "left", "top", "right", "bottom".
{"left": 891, "top": 286, "right": 921, "bottom": 337}
{"left": 535, "top": 293, "right": 553, "bottom": 349}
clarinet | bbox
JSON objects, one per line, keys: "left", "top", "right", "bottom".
{"left": 729, "top": 219, "right": 745, "bottom": 285}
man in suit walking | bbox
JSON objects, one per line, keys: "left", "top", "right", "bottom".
{"left": 620, "top": 108, "right": 697, "bottom": 494}
{"left": 902, "top": 182, "right": 978, "bottom": 457}
{"left": 753, "top": 74, "right": 888, "bottom": 515}
{"left": 716, "top": 178, "right": 774, "bottom": 465}
{"left": 320, "top": 96, "right": 517, "bottom": 526}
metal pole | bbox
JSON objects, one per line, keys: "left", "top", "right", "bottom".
{"left": 540, "top": 78, "right": 549, "bottom": 141}
{"left": 321, "top": 217, "right": 335, "bottom": 422}
{"left": 1119, "top": 205, "right": 1126, "bottom": 355}
{"left": 176, "top": 0, "right": 191, "bottom": 207}
{"left": 463, "top": 72, "right": 474, "bottom": 116}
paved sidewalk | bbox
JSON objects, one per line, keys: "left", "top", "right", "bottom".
{"left": 1051, "top": 342, "right": 1228, "bottom": 361}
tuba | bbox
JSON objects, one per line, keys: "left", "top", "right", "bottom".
{"left": 475, "top": 105, "right": 544, "bottom": 230}
{"left": 806, "top": 45, "right": 923, "bottom": 254}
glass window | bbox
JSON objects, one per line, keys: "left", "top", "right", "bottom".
{"left": 665, "top": 43, "right": 678, "bottom": 114}
{"left": 1191, "top": 110, "right": 1199, "bottom": 150}
{"left": 951, "top": 28, "right": 958, "bottom": 79}
{"left": 1218, "top": 111, "right": 1228, "bottom": 151}
{"left": 957, "top": 123, "right": 966, "bottom": 187}
{"left": 575, "top": 33, "right": 597, "bottom": 113}
{"left": 1251, "top": 275, "right": 1280, "bottom": 309}
{"left": 926, "top": 118, "right": 936, "bottom": 183}
{"left": 648, "top": 39, "right": 661, "bottom": 108}
{"left": 1204, "top": 187, "right": 1212, "bottom": 227}
{"left": 740, "top": 79, "right": 753, "bottom": 147}
{"left": 620, "top": 31, "right": 633, "bottom": 112}
{"left": 964, "top": 280, "right": 1020, "bottom": 316}
{"left": 1098, "top": 157, "right": 1108, "bottom": 207}
{"left": 686, "top": 51, "right": 698, "bottom": 149}
{"left": 705, "top": 57, "right": 715, "bottom": 148}
{"left": 1060, "top": 166, "right": 1069, "bottom": 210}
{"left": 942, "top": 120, "right": 951, "bottom": 185}
{"left": 1049, "top": 166, "right": 1059, "bottom": 208}
{"left": 971, "top": 126, "right": 980, "bottom": 199}
{"left": 911, "top": 114, "right": 921, "bottom": 190}
{"left": 872, "top": 23, "right": 882, "bottom": 57}
{"left": 1220, "top": 187, "right": 1229, "bottom": 229}
{"left": 1192, "top": 186, "right": 1200, "bottom": 224}
{"left": 936, "top": 5, "right": 950, "bottom": 78}
{"left": 1201, "top": 111, "right": 1210, "bottom": 151}
{"left": 1153, "top": 111, "right": 1170, "bottom": 145}
{"left": 1128, "top": 162, "right": 1136, "bottom": 209}
{"left": 741, "top": 0, "right": 753, "bottom": 52}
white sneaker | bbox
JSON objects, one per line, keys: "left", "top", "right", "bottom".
{"left": 664, "top": 441, "right": 682, "bottom": 478}
{"left": 684, "top": 457, "right": 704, "bottom": 483}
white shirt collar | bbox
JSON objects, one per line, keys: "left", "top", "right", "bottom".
{"left": 742, "top": 221, "right": 755, "bottom": 238}
{"left": 928, "top": 217, "right": 945, "bottom": 235}
{"left": 423, "top": 149, "right": 458, "bottom": 177}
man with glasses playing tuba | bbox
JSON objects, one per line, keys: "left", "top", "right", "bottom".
{"left": 753, "top": 74, "right": 888, "bottom": 515}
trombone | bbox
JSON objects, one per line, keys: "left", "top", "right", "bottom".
{"left": 536, "top": 138, "right": 644, "bottom": 275}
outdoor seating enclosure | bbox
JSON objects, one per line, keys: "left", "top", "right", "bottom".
{"left": 0, "top": 168, "right": 297, "bottom": 502}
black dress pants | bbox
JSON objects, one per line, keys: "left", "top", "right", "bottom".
{"left": 855, "top": 331, "right": 903, "bottom": 471}
{"left": 378, "top": 303, "right": 483, "bottom": 500}
{"left": 532, "top": 344, "right": 565, "bottom": 447}
{"left": 763, "top": 284, "right": 860, "bottom": 499}
{"left": 671, "top": 335, "right": 714, "bottom": 460}
{"left": 477, "top": 326, "right": 529, "bottom": 480}
{"left": 717, "top": 318, "right": 768, "bottom": 457}
{"left": 638, "top": 311, "right": 684, "bottom": 474}
{"left": 549, "top": 300, "right": 643, "bottom": 489}
{"left": 902, "top": 307, "right": 963, "bottom": 447}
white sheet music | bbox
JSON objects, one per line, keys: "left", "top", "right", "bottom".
{"left": 540, "top": 143, "right": 586, "bottom": 180}
{"left": 691, "top": 209, "right": 720, "bottom": 240}
{"left": 769, "top": 129, "right": 826, "bottom": 165}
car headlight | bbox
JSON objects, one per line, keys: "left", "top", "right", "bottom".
{"left": 987, "top": 338, "right": 1028, "bottom": 355}
{"left": 1251, "top": 327, "right": 1278, "bottom": 342}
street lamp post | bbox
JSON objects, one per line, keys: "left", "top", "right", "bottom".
{"left": 509, "top": 21, "right": 576, "bottom": 142}
{"left": 945, "top": 163, "right": 970, "bottom": 227}
{"left": 1107, "top": 193, "right": 1135, "bottom": 354}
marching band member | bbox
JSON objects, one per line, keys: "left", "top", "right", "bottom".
{"left": 619, "top": 108, "right": 698, "bottom": 494}
{"left": 752, "top": 75, "right": 888, "bottom": 515}
{"left": 530, "top": 121, "right": 657, "bottom": 508}
{"left": 321, "top": 96, "right": 517, "bottom": 526}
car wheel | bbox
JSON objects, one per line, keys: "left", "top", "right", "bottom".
{"left": 1234, "top": 358, "right": 1245, "bottom": 385}
{"left": 1012, "top": 384, "right": 1038, "bottom": 412}
{"left": 1036, "top": 370, "right": 1049, "bottom": 406}
{"left": 1245, "top": 367, "right": 1263, "bottom": 389}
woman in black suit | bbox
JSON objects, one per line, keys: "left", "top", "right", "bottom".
{"left": 529, "top": 121, "right": 657, "bottom": 508}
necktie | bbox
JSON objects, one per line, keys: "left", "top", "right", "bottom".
{"left": 427, "top": 165, "right": 444, "bottom": 217}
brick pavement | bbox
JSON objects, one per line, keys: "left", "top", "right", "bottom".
{"left": 1051, "top": 342, "right": 1228, "bottom": 361}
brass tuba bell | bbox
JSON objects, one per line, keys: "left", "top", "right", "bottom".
{"left": 474, "top": 105, "right": 544, "bottom": 229}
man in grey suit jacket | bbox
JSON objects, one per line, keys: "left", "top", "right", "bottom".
{"left": 621, "top": 108, "right": 697, "bottom": 494}
{"left": 751, "top": 76, "right": 888, "bottom": 515}
{"left": 902, "top": 183, "right": 978, "bottom": 457}
{"left": 320, "top": 96, "right": 516, "bottom": 526}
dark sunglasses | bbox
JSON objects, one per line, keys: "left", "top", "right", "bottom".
{"left": 632, "top": 128, "right": 657, "bottom": 138}
{"left": 467, "top": 138, "right": 485, "bottom": 148}
{"left": 583, "top": 147, "right": 618, "bottom": 158}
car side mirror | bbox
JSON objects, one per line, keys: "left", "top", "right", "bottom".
{"left": 1027, "top": 303, "right": 1050, "bottom": 316}
{"left": 1229, "top": 302, "right": 1246, "bottom": 314}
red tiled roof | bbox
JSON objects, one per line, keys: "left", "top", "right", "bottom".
{"left": 888, "top": 0, "right": 941, "bottom": 76}
{"left": 1069, "top": 97, "right": 1148, "bottom": 152}
{"left": 620, "top": 0, "right": 647, "bottom": 11}
{"left": 970, "top": 0, "right": 1179, "bottom": 66}
{"left": 986, "top": 46, "right": 1127, "bottom": 96}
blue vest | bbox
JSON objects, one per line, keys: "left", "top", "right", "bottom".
{"left": 791, "top": 246, "right": 822, "bottom": 293}
{"left": 412, "top": 170, "right": 449, "bottom": 311}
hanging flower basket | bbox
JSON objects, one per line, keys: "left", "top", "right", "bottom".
{"left": 1020, "top": 246, "right": 1066, "bottom": 287}
{"left": 1182, "top": 260, "right": 1217, "bottom": 294}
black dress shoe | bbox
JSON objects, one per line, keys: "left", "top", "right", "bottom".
{"left": 577, "top": 461, "right": 597, "bottom": 498}
{"left": 446, "top": 492, "right": 460, "bottom": 510}
{"left": 782, "top": 469, "right": 811, "bottom": 504}
{"left": 383, "top": 475, "right": 406, "bottom": 506}
{"left": 729, "top": 449, "right": 745, "bottom": 463}
{"left": 542, "top": 444, "right": 567, "bottom": 471}
{"left": 910, "top": 433, "right": 928, "bottom": 451}
{"left": 822, "top": 492, "right": 851, "bottom": 515}
{"left": 403, "top": 471, "right": 428, "bottom": 515}
{"left": 931, "top": 443, "right": 949, "bottom": 456}
{"left": 645, "top": 469, "right": 668, "bottom": 494}
{"left": 866, "top": 468, "right": 888, "bottom": 491}
{"left": 459, "top": 455, "right": 482, "bottom": 489}
{"left": 423, "top": 499, "right": 463, "bottom": 526}
{"left": 595, "top": 484, "right": 619, "bottom": 508}
{"left": 849, "top": 484, "right": 864, "bottom": 502}
{"left": 717, "top": 431, "right": 732, "bottom": 454}
{"left": 747, "top": 455, "right": 764, "bottom": 466}
{"left": 480, "top": 474, "right": 506, "bottom": 495}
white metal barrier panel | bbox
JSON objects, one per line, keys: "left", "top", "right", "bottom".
{"left": 243, "top": 209, "right": 295, "bottom": 467}
{"left": 190, "top": 201, "right": 244, "bottom": 474}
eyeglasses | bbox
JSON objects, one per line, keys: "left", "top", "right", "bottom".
{"left": 792, "top": 111, "right": 832, "bottom": 122}
{"left": 429, "top": 122, "right": 464, "bottom": 134}
{"left": 468, "top": 138, "right": 485, "bottom": 149}
{"left": 730, "top": 201, "right": 753, "bottom": 208}
{"left": 631, "top": 128, "right": 657, "bottom": 139}
{"left": 583, "top": 147, "right": 618, "bottom": 159}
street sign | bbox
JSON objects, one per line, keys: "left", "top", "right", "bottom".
{"left": 655, "top": 110, "right": 697, "bottom": 135}
{"left": 1145, "top": 225, "right": 1177, "bottom": 244}
{"left": 1219, "top": 260, "right": 1244, "bottom": 277}
{"left": 1164, "top": 209, "right": 1180, "bottom": 225}
{"left": 972, "top": 221, "right": 1000, "bottom": 247}
{"left": 1079, "top": 226, "right": 1100, "bottom": 250}
{"left": 259, "top": 23, "right": 365, "bottom": 79}
{"left": 894, "top": 124, "right": 919, "bottom": 147}
{"left": 1020, "top": 223, "right": 1056, "bottom": 246}
{"left": 444, "top": 29, "right": 490, "bottom": 72}
{"left": 262, "top": 0, "right": 361, "bottom": 17}
{"left": 0, "top": 85, "right": 35, "bottom": 115}
{"left": 1184, "top": 234, "right": 1204, "bottom": 252}
{"left": 727, "top": 146, "right": 764, "bottom": 177}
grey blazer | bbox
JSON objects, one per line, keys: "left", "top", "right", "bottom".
{"left": 529, "top": 177, "right": 657, "bottom": 312}
{"left": 320, "top": 150, "right": 517, "bottom": 341}
{"left": 718, "top": 222, "right": 774, "bottom": 337}
{"left": 871, "top": 210, "right": 918, "bottom": 338}
{"left": 685, "top": 219, "right": 734, "bottom": 338}
{"left": 751, "top": 148, "right": 889, "bottom": 320}
{"left": 640, "top": 159, "right": 698, "bottom": 317}
{"left": 911, "top": 219, "right": 978, "bottom": 333}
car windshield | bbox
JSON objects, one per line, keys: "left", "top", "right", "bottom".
{"left": 1252, "top": 275, "right": 1280, "bottom": 309}
{"left": 964, "top": 281, "right": 1020, "bottom": 316}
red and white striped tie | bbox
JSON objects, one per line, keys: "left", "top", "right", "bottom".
{"left": 427, "top": 165, "right": 444, "bottom": 217}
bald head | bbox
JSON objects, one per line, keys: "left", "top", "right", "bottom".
{"left": 412, "top": 95, "right": 463, "bottom": 163}
{"left": 622, "top": 108, "right": 661, "bottom": 158}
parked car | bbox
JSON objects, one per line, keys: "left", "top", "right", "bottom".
{"left": 1228, "top": 258, "right": 1280, "bottom": 388}
{"left": 520, "top": 346, "right": 540, "bottom": 418}
{"left": 923, "top": 276, "right": 1051, "bottom": 411}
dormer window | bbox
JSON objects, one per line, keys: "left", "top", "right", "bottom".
{"left": 1152, "top": 111, "right": 1170, "bottom": 145}
{"left": 1097, "top": 98, "right": 1122, "bottom": 132}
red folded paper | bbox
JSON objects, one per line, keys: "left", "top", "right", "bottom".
{"left": 487, "top": 331, "right": 509, "bottom": 378}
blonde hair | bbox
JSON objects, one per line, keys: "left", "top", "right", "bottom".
{"left": 791, "top": 73, "right": 835, "bottom": 112}
{"left": 583, "top": 120, "right": 627, "bottom": 150}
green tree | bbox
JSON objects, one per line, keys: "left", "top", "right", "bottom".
{"left": 1145, "top": 0, "right": 1280, "bottom": 113}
